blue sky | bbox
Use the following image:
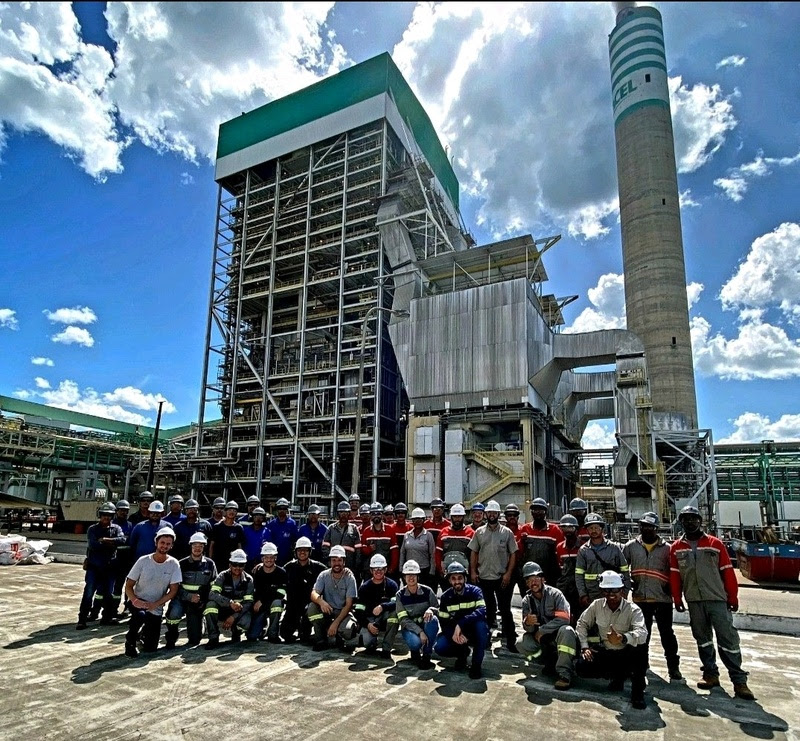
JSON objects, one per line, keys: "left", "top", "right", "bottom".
{"left": 0, "top": 2, "right": 798, "bottom": 448}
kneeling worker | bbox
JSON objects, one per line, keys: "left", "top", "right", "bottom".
{"left": 576, "top": 570, "right": 648, "bottom": 709}
{"left": 435, "top": 561, "right": 489, "bottom": 679}
{"left": 516, "top": 561, "right": 579, "bottom": 691}
{"left": 355, "top": 553, "right": 399, "bottom": 658}
{"left": 164, "top": 532, "right": 217, "bottom": 648}
{"left": 204, "top": 548, "right": 254, "bottom": 649}
{"left": 308, "top": 545, "right": 359, "bottom": 652}
{"left": 248, "top": 541, "right": 288, "bottom": 643}
{"left": 395, "top": 559, "right": 439, "bottom": 669}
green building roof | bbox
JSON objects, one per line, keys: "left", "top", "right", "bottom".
{"left": 216, "top": 53, "right": 459, "bottom": 208}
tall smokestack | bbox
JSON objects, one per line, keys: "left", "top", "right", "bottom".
{"left": 609, "top": 4, "right": 698, "bottom": 428}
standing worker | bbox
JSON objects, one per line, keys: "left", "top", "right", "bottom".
{"left": 298, "top": 504, "right": 328, "bottom": 562}
{"left": 423, "top": 498, "right": 450, "bottom": 546}
{"left": 398, "top": 508, "right": 436, "bottom": 590}
{"left": 568, "top": 498, "right": 591, "bottom": 544}
{"left": 77, "top": 503, "right": 126, "bottom": 629}
{"left": 128, "top": 491, "right": 154, "bottom": 526}
{"left": 107, "top": 499, "right": 134, "bottom": 621}
{"left": 471, "top": 502, "right": 485, "bottom": 530}
{"left": 164, "top": 532, "right": 217, "bottom": 648}
{"left": 555, "top": 514, "right": 582, "bottom": 623}
{"left": 435, "top": 503, "right": 474, "bottom": 590}
{"left": 575, "top": 512, "right": 629, "bottom": 609}
{"left": 322, "top": 501, "right": 362, "bottom": 572}
{"left": 163, "top": 494, "right": 186, "bottom": 527}
{"left": 172, "top": 499, "right": 212, "bottom": 560}
{"left": 670, "top": 505, "right": 754, "bottom": 700}
{"left": 468, "top": 500, "right": 518, "bottom": 652}
{"left": 266, "top": 498, "right": 299, "bottom": 566}
{"left": 623, "top": 512, "right": 682, "bottom": 680}
{"left": 209, "top": 501, "right": 246, "bottom": 573}
{"left": 242, "top": 507, "right": 270, "bottom": 571}
{"left": 517, "top": 498, "right": 563, "bottom": 594}
{"left": 206, "top": 497, "right": 226, "bottom": 527}
{"left": 128, "top": 500, "right": 167, "bottom": 560}
{"left": 238, "top": 495, "right": 261, "bottom": 524}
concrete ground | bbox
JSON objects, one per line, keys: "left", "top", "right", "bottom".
{"left": 1, "top": 563, "right": 798, "bottom": 741}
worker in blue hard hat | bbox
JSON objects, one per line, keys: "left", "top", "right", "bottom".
{"left": 471, "top": 502, "right": 485, "bottom": 530}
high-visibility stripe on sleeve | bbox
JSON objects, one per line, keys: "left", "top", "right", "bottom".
{"left": 308, "top": 612, "right": 324, "bottom": 622}
{"left": 395, "top": 610, "right": 408, "bottom": 620}
{"left": 243, "top": 594, "right": 253, "bottom": 601}
{"left": 354, "top": 603, "right": 366, "bottom": 612}
{"left": 557, "top": 644, "right": 576, "bottom": 656}
{"left": 211, "top": 585, "right": 222, "bottom": 592}
{"left": 204, "top": 606, "right": 219, "bottom": 616}
{"left": 183, "top": 584, "right": 201, "bottom": 592}
{"left": 270, "top": 606, "right": 283, "bottom": 614}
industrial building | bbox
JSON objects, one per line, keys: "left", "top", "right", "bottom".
{"left": 0, "top": 5, "right": 793, "bottom": 535}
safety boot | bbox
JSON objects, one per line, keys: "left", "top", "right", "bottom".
{"left": 554, "top": 676, "right": 571, "bottom": 691}
{"left": 697, "top": 674, "right": 720, "bottom": 690}
{"left": 733, "top": 683, "right": 755, "bottom": 701}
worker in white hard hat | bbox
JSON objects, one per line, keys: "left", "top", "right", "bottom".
{"left": 308, "top": 544, "right": 359, "bottom": 652}
{"left": 164, "top": 532, "right": 217, "bottom": 648}
{"left": 208, "top": 501, "right": 246, "bottom": 573}
{"left": 322, "top": 501, "right": 361, "bottom": 572}
{"left": 281, "top": 536, "right": 326, "bottom": 644}
{"left": 248, "top": 542, "right": 288, "bottom": 643}
{"left": 468, "top": 500, "right": 519, "bottom": 652}
{"left": 399, "top": 507, "right": 436, "bottom": 591}
{"left": 436, "top": 503, "right": 475, "bottom": 591}
{"left": 203, "top": 548, "right": 254, "bottom": 649}
{"left": 575, "top": 570, "right": 648, "bottom": 709}
{"left": 395, "top": 559, "right": 439, "bottom": 670}
{"left": 128, "top": 499, "right": 167, "bottom": 561}
{"left": 355, "top": 553, "right": 399, "bottom": 659}
{"left": 123, "top": 527, "right": 181, "bottom": 658}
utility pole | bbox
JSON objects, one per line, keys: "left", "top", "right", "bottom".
{"left": 145, "top": 400, "right": 165, "bottom": 494}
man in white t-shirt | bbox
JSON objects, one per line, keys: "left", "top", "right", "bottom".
{"left": 124, "top": 527, "right": 182, "bottom": 658}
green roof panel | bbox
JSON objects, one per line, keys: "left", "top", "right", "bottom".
{"left": 216, "top": 53, "right": 459, "bottom": 208}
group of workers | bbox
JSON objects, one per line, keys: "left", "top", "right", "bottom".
{"left": 77, "top": 492, "right": 755, "bottom": 710}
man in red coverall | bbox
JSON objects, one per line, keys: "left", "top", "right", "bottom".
{"left": 669, "top": 505, "right": 754, "bottom": 700}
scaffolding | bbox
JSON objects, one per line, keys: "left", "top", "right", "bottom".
{"left": 193, "top": 120, "right": 439, "bottom": 506}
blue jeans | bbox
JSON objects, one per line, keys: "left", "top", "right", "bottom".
{"left": 79, "top": 566, "right": 114, "bottom": 622}
{"left": 434, "top": 620, "right": 490, "bottom": 668}
{"left": 401, "top": 617, "right": 439, "bottom": 656}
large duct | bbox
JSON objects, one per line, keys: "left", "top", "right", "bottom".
{"left": 609, "top": 4, "right": 698, "bottom": 429}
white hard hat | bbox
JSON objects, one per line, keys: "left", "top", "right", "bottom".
{"left": 261, "top": 542, "right": 278, "bottom": 556}
{"left": 329, "top": 545, "right": 347, "bottom": 559}
{"left": 402, "top": 559, "right": 421, "bottom": 575}
{"left": 411, "top": 508, "right": 425, "bottom": 519}
{"left": 450, "top": 503, "right": 466, "bottom": 516}
{"left": 370, "top": 554, "right": 388, "bottom": 569}
{"left": 485, "top": 500, "right": 501, "bottom": 513}
{"left": 599, "top": 570, "right": 625, "bottom": 590}
{"left": 149, "top": 500, "right": 165, "bottom": 514}
{"left": 295, "top": 536, "right": 313, "bottom": 550}
{"left": 188, "top": 532, "right": 207, "bottom": 545}
{"left": 229, "top": 549, "right": 248, "bottom": 564}
{"left": 154, "top": 527, "right": 175, "bottom": 542}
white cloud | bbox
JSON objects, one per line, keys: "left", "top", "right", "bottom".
{"left": 564, "top": 273, "right": 627, "bottom": 333}
{"left": 669, "top": 76, "right": 738, "bottom": 174}
{"left": 180, "top": 171, "right": 194, "bottom": 186}
{"left": 31, "top": 356, "right": 54, "bottom": 366}
{"left": 51, "top": 326, "right": 95, "bottom": 347}
{"left": 566, "top": 274, "right": 705, "bottom": 334}
{"left": 26, "top": 379, "right": 176, "bottom": 426}
{"left": 686, "top": 282, "right": 704, "bottom": 309}
{"left": 679, "top": 189, "right": 700, "bottom": 209}
{"left": 716, "top": 55, "right": 747, "bottom": 69}
{"left": 719, "top": 223, "right": 800, "bottom": 319}
{"left": 0, "top": 3, "right": 122, "bottom": 178}
{"left": 34, "top": 377, "right": 51, "bottom": 389}
{"left": 102, "top": 386, "right": 176, "bottom": 413}
{"left": 691, "top": 312, "right": 800, "bottom": 380}
{"left": 391, "top": 5, "right": 737, "bottom": 242}
{"left": 714, "top": 151, "right": 800, "bottom": 201}
{"left": 43, "top": 305, "right": 97, "bottom": 324}
{"left": 717, "top": 412, "right": 800, "bottom": 444}
{"left": 104, "top": 2, "right": 345, "bottom": 164}
{"left": 581, "top": 420, "right": 617, "bottom": 449}
{"left": 0, "top": 308, "right": 19, "bottom": 330}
